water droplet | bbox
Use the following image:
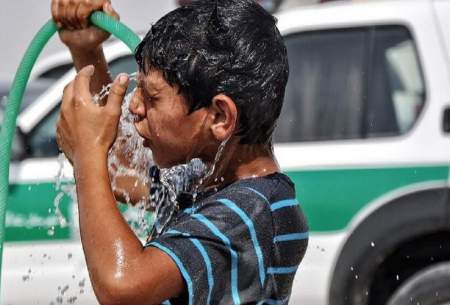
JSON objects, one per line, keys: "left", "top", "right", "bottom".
{"left": 355, "top": 274, "right": 359, "bottom": 279}
{"left": 370, "top": 241, "right": 375, "bottom": 247}
{"left": 350, "top": 266, "right": 354, "bottom": 271}
{"left": 78, "top": 279, "right": 86, "bottom": 288}
{"left": 61, "top": 285, "right": 69, "bottom": 295}
{"left": 396, "top": 274, "right": 400, "bottom": 281}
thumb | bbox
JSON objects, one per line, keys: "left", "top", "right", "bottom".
{"left": 103, "top": 1, "right": 120, "bottom": 20}
{"left": 106, "top": 73, "right": 128, "bottom": 113}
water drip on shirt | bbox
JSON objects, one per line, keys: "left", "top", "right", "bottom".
{"left": 151, "top": 138, "right": 229, "bottom": 237}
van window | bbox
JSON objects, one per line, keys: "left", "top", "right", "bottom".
{"left": 26, "top": 105, "right": 60, "bottom": 158}
{"left": 366, "top": 26, "right": 425, "bottom": 137}
{"left": 274, "top": 25, "right": 425, "bottom": 143}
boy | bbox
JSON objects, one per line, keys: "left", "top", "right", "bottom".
{"left": 53, "top": 0, "right": 308, "bottom": 304}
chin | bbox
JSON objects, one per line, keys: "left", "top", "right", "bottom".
{"left": 152, "top": 154, "right": 174, "bottom": 169}
{"left": 153, "top": 153, "right": 188, "bottom": 169}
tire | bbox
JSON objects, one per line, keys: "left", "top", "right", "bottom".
{"left": 387, "top": 262, "right": 450, "bottom": 305}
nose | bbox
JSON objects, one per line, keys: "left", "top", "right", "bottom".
{"left": 129, "top": 88, "right": 146, "bottom": 118}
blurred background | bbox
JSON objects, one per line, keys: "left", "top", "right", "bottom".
{"left": 2, "top": 0, "right": 450, "bottom": 304}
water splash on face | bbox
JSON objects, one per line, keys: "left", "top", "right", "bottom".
{"left": 150, "top": 138, "right": 230, "bottom": 237}
{"left": 55, "top": 71, "right": 228, "bottom": 241}
{"left": 149, "top": 158, "right": 208, "bottom": 235}
{"left": 104, "top": 73, "right": 155, "bottom": 235}
{"left": 107, "top": 84, "right": 154, "bottom": 235}
{"left": 54, "top": 72, "right": 153, "bottom": 237}
{"left": 92, "top": 72, "right": 138, "bottom": 105}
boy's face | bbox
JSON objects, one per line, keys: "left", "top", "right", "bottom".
{"left": 130, "top": 69, "right": 211, "bottom": 168}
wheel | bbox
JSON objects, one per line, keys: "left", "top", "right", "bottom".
{"left": 387, "top": 262, "right": 450, "bottom": 305}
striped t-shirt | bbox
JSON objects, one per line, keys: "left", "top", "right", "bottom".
{"left": 145, "top": 172, "right": 309, "bottom": 305}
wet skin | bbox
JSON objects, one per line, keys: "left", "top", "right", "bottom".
{"left": 130, "top": 69, "right": 214, "bottom": 168}
{"left": 53, "top": 1, "right": 281, "bottom": 304}
{"left": 57, "top": 65, "right": 280, "bottom": 305}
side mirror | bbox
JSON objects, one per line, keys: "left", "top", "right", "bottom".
{"left": 11, "top": 127, "right": 27, "bottom": 162}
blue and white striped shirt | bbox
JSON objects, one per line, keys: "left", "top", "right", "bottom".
{"left": 146, "top": 172, "right": 308, "bottom": 305}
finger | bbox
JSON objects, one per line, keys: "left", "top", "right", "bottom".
{"left": 103, "top": 1, "right": 120, "bottom": 20}
{"left": 56, "top": 120, "right": 73, "bottom": 162}
{"left": 56, "top": 114, "right": 69, "bottom": 150}
{"left": 76, "top": 1, "right": 91, "bottom": 28}
{"left": 68, "top": 1, "right": 82, "bottom": 29}
{"left": 106, "top": 73, "right": 129, "bottom": 114}
{"left": 51, "top": 0, "right": 63, "bottom": 28}
{"left": 62, "top": 0, "right": 76, "bottom": 30}
{"left": 73, "top": 65, "right": 95, "bottom": 105}
{"left": 56, "top": 118, "right": 64, "bottom": 149}
{"left": 61, "top": 81, "right": 74, "bottom": 112}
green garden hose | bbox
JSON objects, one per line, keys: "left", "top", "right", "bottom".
{"left": 0, "top": 11, "right": 141, "bottom": 291}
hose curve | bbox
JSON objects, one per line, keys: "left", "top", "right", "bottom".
{"left": 0, "top": 11, "right": 140, "bottom": 293}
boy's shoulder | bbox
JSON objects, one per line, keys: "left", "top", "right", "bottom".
{"left": 203, "top": 172, "right": 296, "bottom": 209}
{"left": 182, "top": 172, "right": 300, "bottom": 237}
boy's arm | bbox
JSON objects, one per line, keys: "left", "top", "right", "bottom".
{"left": 51, "top": 0, "right": 116, "bottom": 95}
{"left": 76, "top": 152, "right": 183, "bottom": 304}
{"left": 52, "top": 0, "right": 149, "bottom": 204}
{"left": 57, "top": 67, "right": 184, "bottom": 305}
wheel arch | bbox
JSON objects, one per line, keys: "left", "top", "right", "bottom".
{"left": 328, "top": 181, "right": 450, "bottom": 305}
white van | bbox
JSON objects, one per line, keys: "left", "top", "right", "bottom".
{"left": 3, "top": 0, "right": 450, "bottom": 304}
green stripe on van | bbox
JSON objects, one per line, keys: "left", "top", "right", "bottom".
{"left": 286, "top": 165, "right": 449, "bottom": 232}
{"left": 6, "top": 183, "right": 71, "bottom": 242}
{"left": 6, "top": 165, "right": 448, "bottom": 242}
{"left": 6, "top": 182, "right": 153, "bottom": 243}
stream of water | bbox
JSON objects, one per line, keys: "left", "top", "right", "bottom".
{"left": 54, "top": 72, "right": 227, "bottom": 239}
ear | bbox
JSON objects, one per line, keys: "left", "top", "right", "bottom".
{"left": 208, "top": 94, "right": 238, "bottom": 142}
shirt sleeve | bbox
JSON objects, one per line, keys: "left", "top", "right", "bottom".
{"left": 145, "top": 189, "right": 275, "bottom": 305}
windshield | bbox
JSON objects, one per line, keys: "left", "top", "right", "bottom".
{"left": 0, "top": 80, "right": 53, "bottom": 125}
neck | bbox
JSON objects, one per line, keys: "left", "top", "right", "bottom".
{"left": 204, "top": 140, "right": 280, "bottom": 187}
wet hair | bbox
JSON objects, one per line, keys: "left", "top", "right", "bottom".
{"left": 135, "top": 0, "right": 289, "bottom": 144}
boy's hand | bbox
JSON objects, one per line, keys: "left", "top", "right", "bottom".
{"left": 56, "top": 65, "right": 129, "bottom": 165}
{"left": 51, "top": 0, "right": 119, "bottom": 51}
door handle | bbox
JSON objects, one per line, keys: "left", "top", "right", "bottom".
{"left": 443, "top": 107, "right": 450, "bottom": 133}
